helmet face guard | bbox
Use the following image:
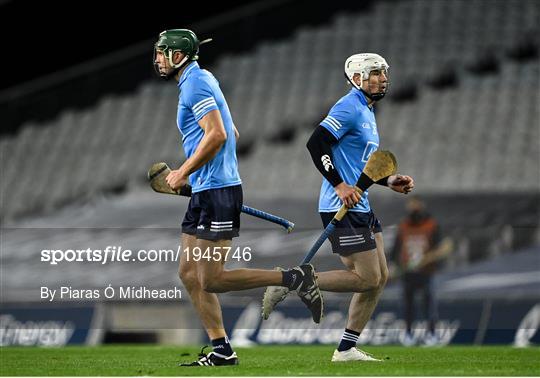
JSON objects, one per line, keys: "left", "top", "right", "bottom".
{"left": 153, "top": 48, "right": 184, "bottom": 79}
{"left": 153, "top": 29, "right": 212, "bottom": 79}
{"left": 344, "top": 53, "right": 390, "bottom": 101}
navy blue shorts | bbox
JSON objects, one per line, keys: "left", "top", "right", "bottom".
{"left": 182, "top": 185, "right": 242, "bottom": 241}
{"left": 320, "top": 210, "right": 382, "bottom": 255}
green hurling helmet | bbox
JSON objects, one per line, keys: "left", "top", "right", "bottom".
{"left": 154, "top": 29, "right": 212, "bottom": 75}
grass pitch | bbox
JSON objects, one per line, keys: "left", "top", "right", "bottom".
{"left": 1, "top": 345, "right": 539, "bottom": 376}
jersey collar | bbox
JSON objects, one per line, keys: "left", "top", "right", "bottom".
{"left": 352, "top": 88, "right": 369, "bottom": 106}
{"left": 178, "top": 61, "right": 199, "bottom": 87}
{"left": 353, "top": 88, "right": 376, "bottom": 112}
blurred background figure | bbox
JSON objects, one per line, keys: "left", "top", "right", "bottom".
{"left": 390, "top": 196, "right": 453, "bottom": 346}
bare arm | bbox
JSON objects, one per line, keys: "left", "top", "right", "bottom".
{"left": 180, "top": 109, "right": 227, "bottom": 175}
{"left": 165, "top": 109, "right": 227, "bottom": 190}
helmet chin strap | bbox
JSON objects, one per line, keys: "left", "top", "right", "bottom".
{"left": 169, "top": 54, "right": 189, "bottom": 70}
{"left": 161, "top": 52, "right": 191, "bottom": 80}
{"left": 361, "top": 88, "right": 386, "bottom": 101}
{"left": 361, "top": 80, "right": 387, "bottom": 101}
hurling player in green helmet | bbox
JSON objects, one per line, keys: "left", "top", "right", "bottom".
{"left": 153, "top": 28, "right": 324, "bottom": 367}
{"left": 154, "top": 29, "right": 211, "bottom": 79}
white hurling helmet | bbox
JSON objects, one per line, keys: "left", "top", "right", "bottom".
{"left": 344, "top": 53, "right": 389, "bottom": 101}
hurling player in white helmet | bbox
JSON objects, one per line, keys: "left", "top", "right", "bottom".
{"left": 263, "top": 53, "right": 414, "bottom": 362}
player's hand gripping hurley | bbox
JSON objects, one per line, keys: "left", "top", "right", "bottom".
{"left": 262, "top": 150, "right": 397, "bottom": 319}
{"left": 301, "top": 150, "right": 397, "bottom": 264}
{"left": 148, "top": 162, "right": 295, "bottom": 233}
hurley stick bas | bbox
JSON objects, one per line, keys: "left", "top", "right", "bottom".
{"left": 148, "top": 162, "right": 295, "bottom": 233}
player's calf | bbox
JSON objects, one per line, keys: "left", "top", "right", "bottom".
{"left": 199, "top": 273, "right": 228, "bottom": 293}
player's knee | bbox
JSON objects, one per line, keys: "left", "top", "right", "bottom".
{"left": 179, "top": 266, "right": 198, "bottom": 290}
{"left": 362, "top": 270, "right": 382, "bottom": 292}
{"left": 379, "top": 266, "right": 389, "bottom": 289}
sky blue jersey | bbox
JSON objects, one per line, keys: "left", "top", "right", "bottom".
{"left": 318, "top": 88, "right": 380, "bottom": 213}
{"left": 176, "top": 62, "right": 242, "bottom": 193}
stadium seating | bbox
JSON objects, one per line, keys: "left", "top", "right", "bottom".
{"left": 1, "top": 0, "right": 539, "bottom": 223}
